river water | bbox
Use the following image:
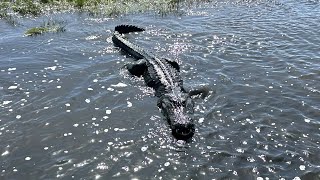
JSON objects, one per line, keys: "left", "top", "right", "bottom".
{"left": 1, "top": 0, "right": 319, "bottom": 179}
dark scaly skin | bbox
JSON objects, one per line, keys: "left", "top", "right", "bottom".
{"left": 112, "top": 25, "right": 208, "bottom": 140}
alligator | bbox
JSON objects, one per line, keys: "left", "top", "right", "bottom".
{"left": 112, "top": 25, "right": 208, "bottom": 140}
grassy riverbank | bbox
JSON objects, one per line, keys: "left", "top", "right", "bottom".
{"left": 1, "top": 0, "right": 207, "bottom": 36}
{"left": 0, "top": 0, "right": 204, "bottom": 17}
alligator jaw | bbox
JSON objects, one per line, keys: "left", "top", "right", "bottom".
{"left": 172, "top": 123, "right": 195, "bottom": 140}
{"left": 157, "top": 93, "right": 195, "bottom": 140}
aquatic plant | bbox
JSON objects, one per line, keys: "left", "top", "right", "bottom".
{"left": 25, "top": 20, "right": 66, "bottom": 36}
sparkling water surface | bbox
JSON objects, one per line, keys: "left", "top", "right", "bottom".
{"left": 0, "top": 0, "right": 319, "bottom": 179}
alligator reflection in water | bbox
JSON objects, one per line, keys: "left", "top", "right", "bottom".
{"left": 112, "top": 25, "right": 209, "bottom": 140}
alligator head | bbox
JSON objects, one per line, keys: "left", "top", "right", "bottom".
{"left": 157, "top": 92, "right": 195, "bottom": 140}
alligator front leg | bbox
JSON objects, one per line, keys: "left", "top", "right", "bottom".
{"left": 188, "top": 86, "right": 210, "bottom": 99}
{"left": 125, "top": 59, "right": 147, "bottom": 77}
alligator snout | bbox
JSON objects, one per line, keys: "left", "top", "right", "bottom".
{"left": 172, "top": 123, "right": 195, "bottom": 140}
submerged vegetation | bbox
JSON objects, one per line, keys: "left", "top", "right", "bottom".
{"left": 25, "top": 20, "right": 66, "bottom": 36}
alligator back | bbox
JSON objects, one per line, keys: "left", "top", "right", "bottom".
{"left": 112, "top": 25, "right": 184, "bottom": 95}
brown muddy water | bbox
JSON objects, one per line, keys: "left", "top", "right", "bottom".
{"left": 0, "top": 0, "right": 319, "bottom": 179}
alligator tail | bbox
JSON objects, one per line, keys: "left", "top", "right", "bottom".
{"left": 113, "top": 25, "right": 145, "bottom": 59}
{"left": 114, "top": 25, "right": 145, "bottom": 34}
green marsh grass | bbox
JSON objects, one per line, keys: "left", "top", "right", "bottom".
{"left": 1, "top": 0, "right": 208, "bottom": 36}
{"left": 0, "top": 2, "right": 19, "bottom": 25}
{"left": 0, "top": 0, "right": 204, "bottom": 17}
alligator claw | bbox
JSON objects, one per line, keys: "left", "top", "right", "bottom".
{"left": 188, "top": 86, "right": 210, "bottom": 99}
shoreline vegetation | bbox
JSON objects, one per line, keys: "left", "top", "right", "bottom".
{"left": 0, "top": 0, "right": 208, "bottom": 17}
{"left": 0, "top": 0, "right": 208, "bottom": 36}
